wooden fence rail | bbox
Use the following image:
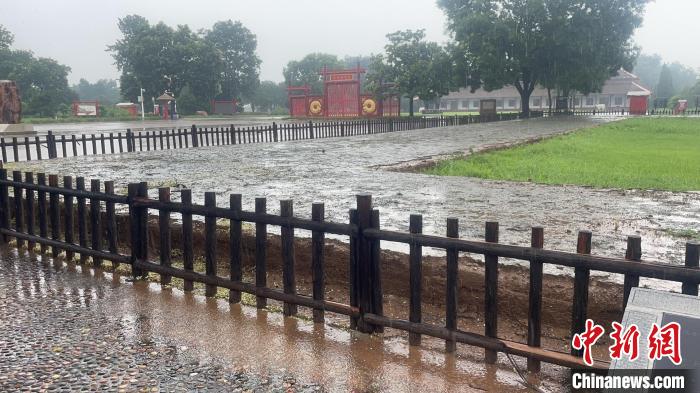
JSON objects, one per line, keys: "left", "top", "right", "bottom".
{"left": 0, "top": 168, "right": 698, "bottom": 372}
{"left": 0, "top": 114, "right": 524, "bottom": 163}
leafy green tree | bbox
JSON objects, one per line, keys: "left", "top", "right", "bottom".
{"left": 251, "top": 81, "right": 287, "bottom": 113}
{"left": 370, "top": 30, "right": 451, "bottom": 116}
{"left": 205, "top": 20, "right": 260, "bottom": 101}
{"left": 72, "top": 79, "right": 121, "bottom": 104}
{"left": 109, "top": 16, "right": 257, "bottom": 111}
{"left": 656, "top": 64, "right": 675, "bottom": 100}
{"left": 175, "top": 85, "right": 203, "bottom": 115}
{"left": 438, "top": 0, "right": 649, "bottom": 117}
{"left": 0, "top": 24, "right": 13, "bottom": 50}
{"left": 633, "top": 54, "right": 663, "bottom": 90}
{"left": 283, "top": 53, "right": 343, "bottom": 94}
{"left": 0, "top": 27, "right": 75, "bottom": 117}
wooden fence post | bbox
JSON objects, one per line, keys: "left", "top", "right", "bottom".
{"left": 312, "top": 202, "right": 325, "bottom": 322}
{"left": 309, "top": 120, "right": 314, "bottom": 139}
{"left": 571, "top": 230, "right": 592, "bottom": 357}
{"left": 204, "top": 192, "right": 217, "bottom": 297}
{"left": 409, "top": 214, "right": 423, "bottom": 345}
{"left": 528, "top": 226, "right": 544, "bottom": 371}
{"left": 273, "top": 122, "right": 278, "bottom": 142}
{"left": 682, "top": 242, "right": 700, "bottom": 296}
{"left": 89, "top": 179, "right": 103, "bottom": 266}
{"left": 12, "top": 171, "right": 24, "bottom": 248}
{"left": 159, "top": 187, "right": 172, "bottom": 285}
{"left": 371, "top": 209, "right": 383, "bottom": 332}
{"left": 349, "top": 208, "right": 359, "bottom": 329}
{"left": 76, "top": 177, "right": 87, "bottom": 263}
{"left": 191, "top": 124, "right": 199, "bottom": 147}
{"left": 49, "top": 175, "right": 60, "bottom": 258}
{"left": 355, "top": 193, "right": 378, "bottom": 333}
{"left": 484, "top": 221, "right": 499, "bottom": 363}
{"left": 281, "top": 200, "right": 297, "bottom": 316}
{"left": 37, "top": 174, "right": 48, "bottom": 254}
{"left": 25, "top": 172, "right": 35, "bottom": 250}
{"left": 229, "top": 194, "right": 242, "bottom": 302}
{"left": 445, "top": 217, "right": 459, "bottom": 352}
{"left": 181, "top": 189, "right": 194, "bottom": 291}
{"left": 623, "top": 235, "right": 642, "bottom": 308}
{"left": 63, "top": 176, "right": 74, "bottom": 260}
{"left": 255, "top": 197, "right": 267, "bottom": 308}
{"left": 0, "top": 169, "right": 7, "bottom": 244}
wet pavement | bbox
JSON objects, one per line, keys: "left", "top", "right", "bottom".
{"left": 0, "top": 247, "right": 570, "bottom": 392}
{"left": 11, "top": 116, "right": 700, "bottom": 277}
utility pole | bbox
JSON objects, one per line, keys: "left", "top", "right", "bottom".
{"left": 139, "top": 88, "right": 146, "bottom": 123}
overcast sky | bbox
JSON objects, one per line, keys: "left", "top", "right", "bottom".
{"left": 2, "top": 0, "right": 699, "bottom": 85}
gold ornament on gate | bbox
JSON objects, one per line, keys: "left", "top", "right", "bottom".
{"left": 309, "top": 100, "right": 322, "bottom": 115}
{"left": 362, "top": 98, "right": 377, "bottom": 115}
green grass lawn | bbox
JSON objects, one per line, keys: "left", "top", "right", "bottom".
{"left": 426, "top": 118, "right": 700, "bottom": 191}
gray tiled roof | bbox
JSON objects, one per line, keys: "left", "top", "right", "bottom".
{"left": 441, "top": 69, "right": 651, "bottom": 100}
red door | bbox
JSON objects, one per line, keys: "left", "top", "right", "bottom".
{"left": 629, "top": 96, "right": 648, "bottom": 115}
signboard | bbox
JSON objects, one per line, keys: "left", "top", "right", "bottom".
{"left": 329, "top": 73, "right": 354, "bottom": 82}
{"left": 72, "top": 101, "right": 99, "bottom": 117}
{"left": 479, "top": 99, "right": 497, "bottom": 120}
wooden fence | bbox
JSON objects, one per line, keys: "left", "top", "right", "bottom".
{"left": 0, "top": 168, "right": 698, "bottom": 373}
{"left": 0, "top": 114, "right": 523, "bottom": 163}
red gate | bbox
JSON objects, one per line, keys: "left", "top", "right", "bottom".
{"left": 322, "top": 66, "right": 363, "bottom": 117}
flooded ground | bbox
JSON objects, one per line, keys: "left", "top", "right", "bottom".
{"left": 0, "top": 247, "right": 573, "bottom": 392}
{"left": 12, "top": 116, "right": 700, "bottom": 278}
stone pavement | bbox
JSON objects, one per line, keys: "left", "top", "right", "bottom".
{"left": 0, "top": 247, "right": 320, "bottom": 393}
{"left": 0, "top": 246, "right": 571, "bottom": 392}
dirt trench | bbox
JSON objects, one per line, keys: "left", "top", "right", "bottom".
{"left": 133, "top": 215, "right": 624, "bottom": 361}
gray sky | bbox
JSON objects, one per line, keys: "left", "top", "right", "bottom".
{"left": 2, "top": 0, "right": 699, "bottom": 85}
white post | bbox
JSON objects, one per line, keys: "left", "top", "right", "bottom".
{"left": 140, "top": 88, "right": 145, "bottom": 123}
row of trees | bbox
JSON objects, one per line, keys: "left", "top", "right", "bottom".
{"left": 109, "top": 15, "right": 260, "bottom": 114}
{"left": 0, "top": 24, "right": 76, "bottom": 117}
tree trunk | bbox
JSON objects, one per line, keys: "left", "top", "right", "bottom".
{"left": 547, "top": 88, "right": 552, "bottom": 116}
{"left": 409, "top": 96, "right": 414, "bottom": 117}
{"left": 519, "top": 89, "right": 532, "bottom": 118}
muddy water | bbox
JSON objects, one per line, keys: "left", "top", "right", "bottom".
{"left": 119, "top": 275, "right": 571, "bottom": 392}
{"left": 13, "top": 117, "right": 700, "bottom": 280}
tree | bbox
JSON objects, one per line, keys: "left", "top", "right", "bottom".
{"left": 633, "top": 54, "right": 663, "bottom": 90}
{"left": 0, "top": 24, "right": 13, "bottom": 50}
{"left": 175, "top": 85, "right": 202, "bottom": 115}
{"left": 205, "top": 20, "right": 261, "bottom": 101}
{"left": 109, "top": 16, "right": 258, "bottom": 111}
{"left": 0, "top": 26, "right": 74, "bottom": 117}
{"left": 369, "top": 30, "right": 452, "bottom": 116}
{"left": 656, "top": 64, "right": 675, "bottom": 100}
{"left": 72, "top": 79, "right": 121, "bottom": 104}
{"left": 251, "top": 81, "right": 287, "bottom": 113}
{"left": 283, "top": 53, "right": 343, "bottom": 94}
{"left": 438, "top": 0, "right": 649, "bottom": 117}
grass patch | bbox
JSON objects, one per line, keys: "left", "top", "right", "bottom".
{"left": 426, "top": 118, "right": 700, "bottom": 191}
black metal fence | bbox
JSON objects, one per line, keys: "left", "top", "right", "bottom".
{"left": 1, "top": 113, "right": 525, "bottom": 163}
{"left": 0, "top": 168, "right": 698, "bottom": 372}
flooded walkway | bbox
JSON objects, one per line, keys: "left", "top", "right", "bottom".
{"left": 14, "top": 116, "right": 700, "bottom": 270}
{"left": 0, "top": 248, "right": 569, "bottom": 392}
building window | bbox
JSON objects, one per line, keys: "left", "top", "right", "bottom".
{"left": 471, "top": 100, "right": 479, "bottom": 108}
{"left": 461, "top": 100, "right": 469, "bottom": 109}
{"left": 440, "top": 101, "right": 448, "bottom": 109}
{"left": 450, "top": 100, "right": 458, "bottom": 111}
{"left": 614, "top": 96, "right": 624, "bottom": 106}
{"left": 496, "top": 99, "right": 504, "bottom": 108}
{"left": 599, "top": 96, "right": 608, "bottom": 105}
{"left": 532, "top": 97, "right": 542, "bottom": 107}
{"left": 574, "top": 97, "right": 582, "bottom": 107}
{"left": 508, "top": 99, "right": 517, "bottom": 108}
{"left": 586, "top": 96, "right": 594, "bottom": 106}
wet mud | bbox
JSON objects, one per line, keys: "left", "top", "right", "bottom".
{"left": 14, "top": 117, "right": 700, "bottom": 276}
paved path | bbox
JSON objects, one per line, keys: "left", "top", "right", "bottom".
{"left": 0, "top": 248, "right": 568, "bottom": 392}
